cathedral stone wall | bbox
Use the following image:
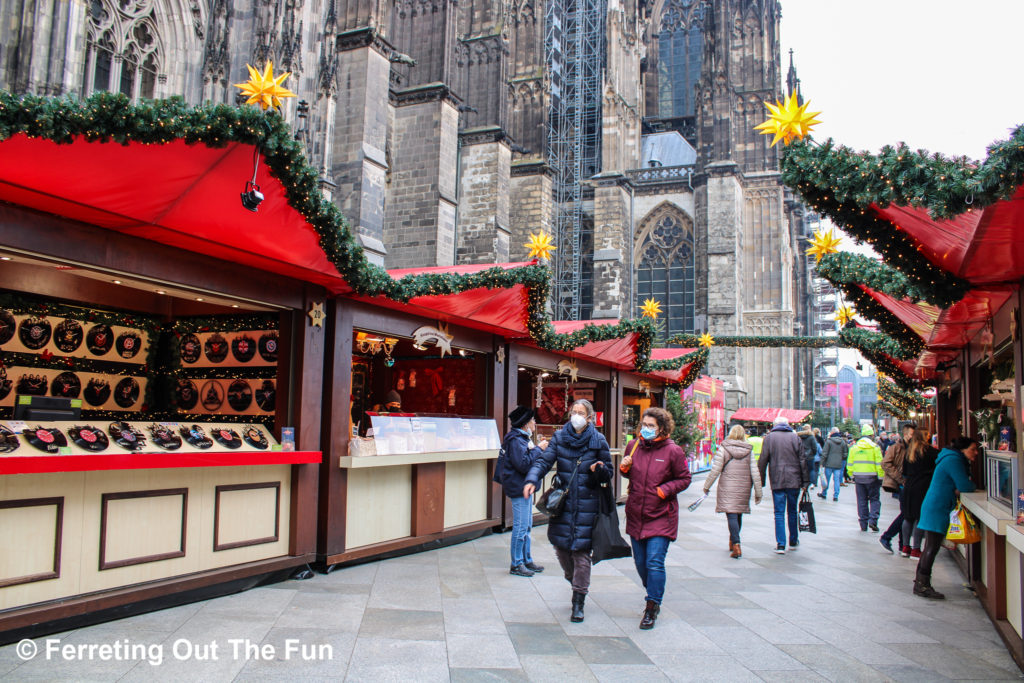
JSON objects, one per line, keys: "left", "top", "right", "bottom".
{"left": 456, "top": 128, "right": 512, "bottom": 264}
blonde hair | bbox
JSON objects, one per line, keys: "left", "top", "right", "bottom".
{"left": 727, "top": 424, "right": 746, "bottom": 440}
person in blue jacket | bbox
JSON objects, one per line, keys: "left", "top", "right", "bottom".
{"left": 498, "top": 406, "right": 549, "bottom": 577}
{"left": 913, "top": 436, "right": 979, "bottom": 599}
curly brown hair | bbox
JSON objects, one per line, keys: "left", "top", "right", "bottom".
{"left": 643, "top": 407, "right": 675, "bottom": 438}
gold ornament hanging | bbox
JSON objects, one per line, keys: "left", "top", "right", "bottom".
{"left": 754, "top": 92, "right": 822, "bottom": 147}
{"left": 835, "top": 306, "right": 856, "bottom": 327}
{"left": 524, "top": 231, "right": 556, "bottom": 261}
{"left": 698, "top": 332, "right": 715, "bottom": 348}
{"left": 806, "top": 228, "right": 842, "bottom": 262}
{"left": 640, "top": 298, "right": 662, "bottom": 319}
{"left": 233, "top": 62, "right": 297, "bottom": 111}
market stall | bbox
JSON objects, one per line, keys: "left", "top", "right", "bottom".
{"left": 0, "top": 94, "right": 332, "bottom": 638}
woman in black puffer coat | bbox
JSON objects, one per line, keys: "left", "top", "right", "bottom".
{"left": 524, "top": 399, "right": 612, "bottom": 623}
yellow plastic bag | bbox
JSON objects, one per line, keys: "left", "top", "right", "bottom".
{"left": 946, "top": 502, "right": 981, "bottom": 544}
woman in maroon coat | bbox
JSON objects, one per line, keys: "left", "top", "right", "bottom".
{"left": 619, "top": 407, "right": 691, "bottom": 630}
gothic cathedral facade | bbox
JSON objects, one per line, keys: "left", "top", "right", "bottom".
{"left": 0, "top": 0, "right": 813, "bottom": 409}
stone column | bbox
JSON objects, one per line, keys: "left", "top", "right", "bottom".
{"left": 703, "top": 160, "right": 747, "bottom": 409}
{"left": 509, "top": 162, "right": 554, "bottom": 261}
{"left": 591, "top": 172, "right": 633, "bottom": 319}
{"left": 330, "top": 28, "right": 393, "bottom": 266}
{"left": 456, "top": 126, "right": 512, "bottom": 264}
{"left": 384, "top": 83, "right": 461, "bottom": 268}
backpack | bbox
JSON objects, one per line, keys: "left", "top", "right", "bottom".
{"left": 492, "top": 435, "right": 511, "bottom": 485}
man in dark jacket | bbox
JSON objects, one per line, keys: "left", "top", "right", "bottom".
{"left": 798, "top": 426, "right": 820, "bottom": 491}
{"left": 757, "top": 416, "right": 808, "bottom": 554}
{"left": 879, "top": 423, "right": 914, "bottom": 553}
{"left": 498, "top": 406, "right": 548, "bottom": 576}
{"left": 818, "top": 427, "right": 848, "bottom": 501}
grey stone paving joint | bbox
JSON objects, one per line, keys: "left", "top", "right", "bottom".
{"left": 1, "top": 476, "right": 1021, "bottom": 682}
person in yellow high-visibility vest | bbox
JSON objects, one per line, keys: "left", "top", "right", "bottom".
{"left": 846, "top": 424, "right": 884, "bottom": 531}
{"left": 747, "top": 433, "right": 763, "bottom": 460}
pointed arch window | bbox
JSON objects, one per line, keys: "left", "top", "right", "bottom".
{"left": 85, "top": 0, "right": 162, "bottom": 101}
{"left": 656, "top": 0, "right": 707, "bottom": 118}
{"left": 636, "top": 210, "right": 695, "bottom": 338}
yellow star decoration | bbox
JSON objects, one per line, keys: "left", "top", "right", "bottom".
{"left": 835, "top": 306, "right": 856, "bottom": 327}
{"left": 524, "top": 231, "right": 556, "bottom": 261}
{"left": 753, "top": 92, "right": 822, "bottom": 147}
{"left": 698, "top": 332, "right": 715, "bottom": 348}
{"left": 806, "top": 227, "right": 842, "bottom": 262}
{"left": 640, "top": 298, "right": 662, "bottom": 319}
{"left": 233, "top": 62, "right": 297, "bottom": 111}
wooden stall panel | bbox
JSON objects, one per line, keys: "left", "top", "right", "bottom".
{"left": 0, "top": 473, "right": 84, "bottom": 610}
{"left": 214, "top": 483, "right": 281, "bottom": 551}
{"left": 1007, "top": 547, "right": 1022, "bottom": 637}
{"left": 100, "top": 490, "right": 187, "bottom": 570}
{"left": 443, "top": 459, "right": 488, "bottom": 529}
{"left": 0, "top": 498, "right": 62, "bottom": 587}
{"left": 346, "top": 466, "right": 412, "bottom": 549}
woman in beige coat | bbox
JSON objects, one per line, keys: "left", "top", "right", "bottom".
{"left": 702, "top": 424, "right": 763, "bottom": 558}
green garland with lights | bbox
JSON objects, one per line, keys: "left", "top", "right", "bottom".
{"left": 645, "top": 347, "right": 707, "bottom": 372}
{"left": 878, "top": 379, "right": 931, "bottom": 412}
{"left": 837, "top": 326, "right": 917, "bottom": 361}
{"left": 876, "top": 399, "right": 909, "bottom": 420}
{"left": 818, "top": 252, "right": 965, "bottom": 308}
{"left": 664, "top": 334, "right": 838, "bottom": 348}
{"left": 830, "top": 281, "right": 926, "bottom": 357}
{"left": 673, "top": 347, "right": 710, "bottom": 388}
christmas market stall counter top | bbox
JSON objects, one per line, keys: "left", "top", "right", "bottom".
{"left": 1005, "top": 523, "right": 1024, "bottom": 554}
{"left": 961, "top": 491, "right": 1017, "bottom": 535}
{"left": 339, "top": 449, "right": 498, "bottom": 469}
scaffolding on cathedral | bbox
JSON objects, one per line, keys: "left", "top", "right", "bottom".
{"left": 803, "top": 212, "right": 840, "bottom": 415}
{"left": 545, "top": 0, "right": 605, "bottom": 320}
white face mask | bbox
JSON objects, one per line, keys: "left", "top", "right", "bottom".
{"left": 570, "top": 414, "right": 587, "bottom": 430}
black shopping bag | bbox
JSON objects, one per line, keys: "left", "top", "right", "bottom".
{"left": 798, "top": 489, "right": 817, "bottom": 534}
{"left": 591, "top": 487, "right": 632, "bottom": 563}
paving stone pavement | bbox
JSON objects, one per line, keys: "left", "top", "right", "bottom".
{"left": 2, "top": 475, "right": 1022, "bottom": 682}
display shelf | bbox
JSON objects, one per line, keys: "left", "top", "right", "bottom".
{"left": 0, "top": 450, "right": 321, "bottom": 475}
{"left": 961, "top": 491, "right": 1016, "bottom": 534}
{"left": 339, "top": 449, "right": 498, "bottom": 469}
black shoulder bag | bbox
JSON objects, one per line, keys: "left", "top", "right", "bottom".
{"left": 537, "top": 457, "right": 582, "bottom": 517}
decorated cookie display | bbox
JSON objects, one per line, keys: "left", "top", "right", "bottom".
{"left": 0, "top": 425, "right": 20, "bottom": 453}
{"left": 204, "top": 333, "right": 229, "bottom": 363}
{"left": 0, "top": 367, "right": 11, "bottom": 401}
{"left": 148, "top": 423, "right": 182, "bottom": 450}
{"left": 212, "top": 427, "right": 242, "bottom": 449}
{"left": 86, "top": 324, "right": 114, "bottom": 356}
{"left": 116, "top": 331, "right": 142, "bottom": 359}
{"left": 180, "top": 424, "right": 213, "bottom": 449}
{"left": 68, "top": 425, "right": 110, "bottom": 452}
{"left": 113, "top": 377, "right": 140, "bottom": 408}
{"left": 50, "top": 371, "right": 81, "bottom": 398}
{"left": 23, "top": 425, "right": 68, "bottom": 454}
{"left": 200, "top": 380, "right": 224, "bottom": 411}
{"left": 258, "top": 332, "right": 279, "bottom": 363}
{"left": 0, "top": 309, "right": 16, "bottom": 345}
{"left": 226, "top": 379, "right": 253, "bottom": 411}
{"left": 175, "top": 379, "right": 199, "bottom": 411}
{"left": 83, "top": 378, "right": 111, "bottom": 406}
{"left": 179, "top": 333, "right": 202, "bottom": 364}
{"left": 17, "top": 373, "right": 47, "bottom": 396}
{"left": 231, "top": 334, "right": 256, "bottom": 363}
{"left": 19, "top": 317, "right": 52, "bottom": 350}
{"left": 242, "top": 425, "right": 269, "bottom": 450}
{"left": 109, "top": 421, "right": 146, "bottom": 451}
{"left": 255, "top": 379, "right": 276, "bottom": 412}
{"left": 54, "top": 318, "right": 84, "bottom": 353}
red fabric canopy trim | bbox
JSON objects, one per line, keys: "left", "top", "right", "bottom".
{"left": 546, "top": 319, "right": 639, "bottom": 370}
{"left": 0, "top": 134, "right": 350, "bottom": 293}
{"left": 646, "top": 347, "right": 698, "bottom": 382}
{"left": 730, "top": 408, "right": 811, "bottom": 423}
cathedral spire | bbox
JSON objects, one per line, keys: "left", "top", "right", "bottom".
{"left": 786, "top": 48, "right": 803, "bottom": 105}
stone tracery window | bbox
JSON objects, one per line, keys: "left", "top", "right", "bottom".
{"left": 636, "top": 208, "right": 695, "bottom": 339}
{"left": 655, "top": 0, "right": 707, "bottom": 118}
{"left": 85, "top": 0, "right": 162, "bottom": 100}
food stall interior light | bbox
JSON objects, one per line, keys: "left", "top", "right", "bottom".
{"left": 196, "top": 297, "right": 204, "bottom": 301}
{"left": 112, "top": 280, "right": 122, "bottom": 284}
{"left": 0, "top": 256, "right": 10, "bottom": 261}
{"left": 155, "top": 289, "right": 166, "bottom": 294}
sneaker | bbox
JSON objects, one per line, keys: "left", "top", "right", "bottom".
{"left": 833, "top": 497, "right": 839, "bottom": 502}
{"left": 817, "top": 493, "right": 826, "bottom": 499}
{"left": 774, "top": 544, "right": 786, "bottom": 555}
{"left": 524, "top": 562, "right": 545, "bottom": 573}
{"left": 900, "top": 545, "right": 911, "bottom": 558}
{"left": 869, "top": 523, "right": 880, "bottom": 533}
{"left": 879, "top": 537, "right": 893, "bottom": 553}
{"left": 910, "top": 548, "right": 922, "bottom": 558}
{"left": 840, "top": 482, "right": 848, "bottom": 487}
{"left": 509, "top": 564, "right": 535, "bottom": 577}
{"left": 789, "top": 540, "right": 800, "bottom": 551}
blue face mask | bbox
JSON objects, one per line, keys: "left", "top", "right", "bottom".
{"left": 640, "top": 426, "right": 657, "bottom": 440}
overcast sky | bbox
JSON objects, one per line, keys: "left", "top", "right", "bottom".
{"left": 778, "top": 1, "right": 1024, "bottom": 161}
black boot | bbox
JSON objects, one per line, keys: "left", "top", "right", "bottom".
{"left": 570, "top": 591, "right": 586, "bottom": 623}
{"left": 639, "top": 600, "right": 660, "bottom": 630}
{"left": 913, "top": 570, "right": 945, "bottom": 600}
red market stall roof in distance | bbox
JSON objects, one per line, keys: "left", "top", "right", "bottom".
{"left": 646, "top": 347, "right": 699, "bottom": 383}
{"left": 349, "top": 261, "right": 536, "bottom": 338}
{"left": 0, "top": 134, "right": 351, "bottom": 293}
{"left": 730, "top": 407, "right": 811, "bottom": 424}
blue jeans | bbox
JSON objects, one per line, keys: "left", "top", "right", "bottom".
{"left": 630, "top": 535, "right": 671, "bottom": 604}
{"left": 509, "top": 495, "right": 534, "bottom": 566}
{"left": 855, "top": 478, "right": 882, "bottom": 529}
{"left": 820, "top": 468, "right": 842, "bottom": 498}
{"left": 726, "top": 513, "right": 743, "bottom": 545}
{"left": 809, "top": 462, "right": 821, "bottom": 487}
{"left": 772, "top": 488, "right": 800, "bottom": 546}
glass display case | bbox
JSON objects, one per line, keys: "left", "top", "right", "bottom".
{"left": 360, "top": 414, "right": 500, "bottom": 456}
{"left": 985, "top": 448, "right": 1019, "bottom": 510}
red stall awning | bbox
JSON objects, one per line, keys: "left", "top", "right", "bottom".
{"left": 729, "top": 408, "right": 811, "bottom": 424}
{"left": 0, "top": 134, "right": 352, "bottom": 293}
{"left": 646, "top": 347, "right": 699, "bottom": 383}
{"left": 545, "top": 319, "right": 639, "bottom": 371}
{"left": 347, "top": 261, "right": 536, "bottom": 338}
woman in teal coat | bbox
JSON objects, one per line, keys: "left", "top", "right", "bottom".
{"left": 913, "top": 436, "right": 978, "bottom": 600}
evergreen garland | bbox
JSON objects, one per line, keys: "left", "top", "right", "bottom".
{"left": 837, "top": 326, "right": 917, "bottom": 361}
{"left": 645, "top": 347, "right": 707, "bottom": 372}
{"left": 664, "top": 334, "right": 838, "bottom": 348}
{"left": 818, "top": 252, "right": 966, "bottom": 308}
{"left": 878, "top": 378, "right": 931, "bottom": 411}
{"left": 830, "top": 282, "right": 926, "bottom": 357}
{"left": 876, "top": 399, "right": 909, "bottom": 420}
